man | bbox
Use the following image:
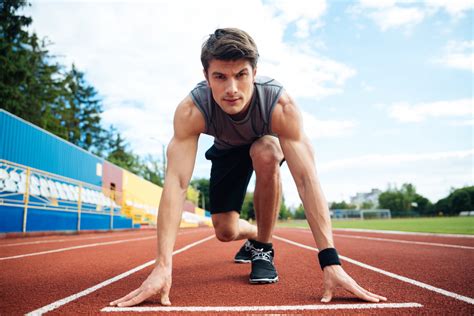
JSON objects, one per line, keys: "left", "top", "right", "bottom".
{"left": 110, "top": 28, "right": 386, "bottom": 307}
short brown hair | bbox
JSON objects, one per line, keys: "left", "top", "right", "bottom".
{"left": 201, "top": 28, "right": 259, "bottom": 74}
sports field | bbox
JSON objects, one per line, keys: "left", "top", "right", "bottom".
{"left": 1, "top": 226, "right": 473, "bottom": 315}
{"left": 278, "top": 217, "right": 474, "bottom": 235}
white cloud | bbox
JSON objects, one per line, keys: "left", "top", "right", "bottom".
{"left": 264, "top": 0, "right": 327, "bottom": 38}
{"left": 370, "top": 6, "right": 425, "bottom": 31}
{"left": 319, "top": 149, "right": 474, "bottom": 172}
{"left": 351, "top": 0, "right": 473, "bottom": 31}
{"left": 361, "top": 81, "right": 375, "bottom": 92}
{"left": 302, "top": 111, "right": 358, "bottom": 139}
{"left": 432, "top": 40, "right": 474, "bottom": 72}
{"left": 260, "top": 50, "right": 356, "bottom": 99}
{"left": 389, "top": 99, "right": 473, "bottom": 122}
{"left": 425, "top": 0, "right": 474, "bottom": 18}
{"left": 448, "top": 119, "right": 474, "bottom": 126}
{"left": 358, "top": 0, "right": 397, "bottom": 9}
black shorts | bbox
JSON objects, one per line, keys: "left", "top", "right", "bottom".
{"left": 205, "top": 144, "right": 254, "bottom": 214}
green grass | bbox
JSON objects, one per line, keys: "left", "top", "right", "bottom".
{"left": 277, "top": 217, "right": 474, "bottom": 235}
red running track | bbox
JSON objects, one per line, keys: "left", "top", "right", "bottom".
{"left": 0, "top": 227, "right": 473, "bottom": 315}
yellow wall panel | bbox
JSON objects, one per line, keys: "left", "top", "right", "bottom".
{"left": 121, "top": 170, "right": 163, "bottom": 224}
{"left": 195, "top": 207, "right": 205, "bottom": 216}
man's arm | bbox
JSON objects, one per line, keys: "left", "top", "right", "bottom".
{"left": 110, "top": 96, "right": 205, "bottom": 307}
{"left": 272, "top": 92, "right": 387, "bottom": 303}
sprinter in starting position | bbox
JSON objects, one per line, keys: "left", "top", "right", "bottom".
{"left": 111, "top": 28, "right": 387, "bottom": 307}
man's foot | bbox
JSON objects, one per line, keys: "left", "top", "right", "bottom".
{"left": 234, "top": 240, "right": 253, "bottom": 263}
{"left": 249, "top": 241, "right": 278, "bottom": 284}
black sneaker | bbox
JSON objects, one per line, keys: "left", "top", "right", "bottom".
{"left": 234, "top": 240, "right": 253, "bottom": 263}
{"left": 249, "top": 243, "right": 278, "bottom": 284}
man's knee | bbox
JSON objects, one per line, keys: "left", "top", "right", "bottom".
{"left": 214, "top": 228, "right": 239, "bottom": 242}
{"left": 250, "top": 137, "right": 284, "bottom": 171}
{"left": 212, "top": 212, "right": 240, "bottom": 242}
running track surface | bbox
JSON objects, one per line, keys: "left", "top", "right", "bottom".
{"left": 1, "top": 227, "right": 473, "bottom": 315}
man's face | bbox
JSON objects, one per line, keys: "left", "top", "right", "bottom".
{"left": 205, "top": 59, "right": 257, "bottom": 116}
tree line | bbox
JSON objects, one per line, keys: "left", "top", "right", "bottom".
{"left": 1, "top": 0, "right": 163, "bottom": 186}
{"left": 328, "top": 183, "right": 473, "bottom": 218}
{"left": 235, "top": 183, "right": 474, "bottom": 221}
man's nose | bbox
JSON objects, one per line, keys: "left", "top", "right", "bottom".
{"left": 225, "top": 79, "right": 238, "bottom": 95}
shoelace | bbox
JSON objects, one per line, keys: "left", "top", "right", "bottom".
{"left": 251, "top": 248, "right": 273, "bottom": 263}
{"left": 244, "top": 241, "right": 252, "bottom": 252}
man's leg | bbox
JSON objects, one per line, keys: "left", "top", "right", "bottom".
{"left": 243, "top": 136, "right": 283, "bottom": 283}
{"left": 212, "top": 211, "right": 257, "bottom": 242}
{"left": 250, "top": 136, "right": 284, "bottom": 243}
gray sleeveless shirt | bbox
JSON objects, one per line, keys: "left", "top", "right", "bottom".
{"left": 190, "top": 76, "right": 284, "bottom": 150}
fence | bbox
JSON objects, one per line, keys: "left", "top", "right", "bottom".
{"left": 330, "top": 209, "right": 391, "bottom": 220}
{"left": 0, "top": 159, "right": 134, "bottom": 233}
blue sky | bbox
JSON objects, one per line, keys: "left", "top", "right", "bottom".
{"left": 26, "top": 0, "right": 473, "bottom": 207}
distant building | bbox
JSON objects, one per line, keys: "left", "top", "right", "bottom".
{"left": 350, "top": 188, "right": 382, "bottom": 209}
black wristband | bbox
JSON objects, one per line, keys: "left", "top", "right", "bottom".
{"left": 318, "top": 248, "right": 341, "bottom": 270}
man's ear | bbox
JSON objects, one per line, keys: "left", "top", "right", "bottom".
{"left": 203, "top": 69, "right": 209, "bottom": 83}
{"left": 253, "top": 67, "right": 257, "bottom": 82}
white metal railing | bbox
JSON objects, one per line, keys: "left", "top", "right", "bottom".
{"left": 0, "top": 159, "right": 122, "bottom": 232}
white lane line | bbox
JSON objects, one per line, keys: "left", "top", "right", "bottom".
{"left": 0, "top": 228, "right": 208, "bottom": 247}
{"left": 0, "top": 236, "right": 156, "bottom": 261}
{"left": 101, "top": 302, "right": 423, "bottom": 312}
{"left": 334, "top": 234, "right": 474, "bottom": 250}
{"left": 273, "top": 235, "right": 474, "bottom": 305}
{"left": 0, "top": 232, "right": 155, "bottom": 247}
{"left": 25, "top": 234, "right": 215, "bottom": 316}
{"left": 333, "top": 228, "right": 474, "bottom": 238}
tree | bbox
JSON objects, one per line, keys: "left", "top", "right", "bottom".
{"left": 361, "top": 201, "right": 374, "bottom": 209}
{"left": 61, "top": 64, "right": 104, "bottom": 151}
{"left": 379, "top": 190, "right": 409, "bottom": 213}
{"left": 106, "top": 128, "right": 141, "bottom": 174}
{"left": 378, "top": 183, "right": 435, "bottom": 217}
{"left": 294, "top": 204, "right": 306, "bottom": 219}
{"left": 433, "top": 186, "right": 474, "bottom": 216}
{"left": 1, "top": 0, "right": 34, "bottom": 114}
{"left": 279, "top": 195, "right": 292, "bottom": 220}
{"left": 464, "top": 186, "right": 474, "bottom": 208}
{"left": 240, "top": 192, "right": 255, "bottom": 220}
{"left": 190, "top": 178, "right": 210, "bottom": 210}
{"left": 0, "top": 0, "right": 64, "bottom": 129}
{"left": 330, "top": 201, "right": 357, "bottom": 209}
{"left": 138, "top": 154, "right": 163, "bottom": 187}
{"left": 451, "top": 190, "right": 471, "bottom": 214}
{"left": 434, "top": 197, "right": 450, "bottom": 216}
{"left": 413, "top": 194, "right": 433, "bottom": 216}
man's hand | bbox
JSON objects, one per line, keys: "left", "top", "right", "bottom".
{"left": 109, "top": 265, "right": 172, "bottom": 307}
{"left": 321, "top": 265, "right": 387, "bottom": 303}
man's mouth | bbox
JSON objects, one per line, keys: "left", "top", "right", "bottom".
{"left": 224, "top": 98, "right": 241, "bottom": 104}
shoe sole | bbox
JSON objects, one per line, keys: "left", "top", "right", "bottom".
{"left": 249, "top": 276, "right": 279, "bottom": 284}
{"left": 234, "top": 259, "right": 251, "bottom": 263}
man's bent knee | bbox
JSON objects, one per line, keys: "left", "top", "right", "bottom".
{"left": 212, "top": 212, "right": 240, "bottom": 242}
{"left": 250, "top": 137, "right": 284, "bottom": 171}
{"left": 214, "top": 228, "right": 239, "bottom": 242}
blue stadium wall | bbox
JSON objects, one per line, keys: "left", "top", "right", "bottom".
{"left": 0, "top": 109, "right": 103, "bottom": 186}
{"left": 0, "top": 205, "right": 135, "bottom": 233}
{"left": 0, "top": 110, "right": 137, "bottom": 233}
